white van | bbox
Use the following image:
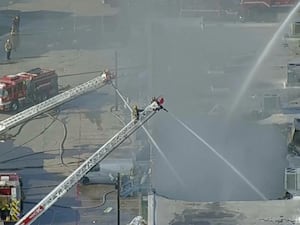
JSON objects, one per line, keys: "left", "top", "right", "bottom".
{"left": 81, "top": 158, "right": 135, "bottom": 185}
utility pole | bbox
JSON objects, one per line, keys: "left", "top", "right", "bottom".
{"left": 152, "top": 188, "right": 156, "bottom": 225}
{"left": 117, "top": 173, "right": 121, "bottom": 225}
{"left": 115, "top": 51, "right": 118, "bottom": 111}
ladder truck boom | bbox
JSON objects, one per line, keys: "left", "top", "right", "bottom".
{"left": 16, "top": 102, "right": 165, "bottom": 225}
{"left": 0, "top": 73, "right": 114, "bottom": 135}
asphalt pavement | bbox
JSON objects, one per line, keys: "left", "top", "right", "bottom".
{"left": 0, "top": 1, "right": 144, "bottom": 224}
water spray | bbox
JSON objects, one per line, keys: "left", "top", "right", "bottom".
{"left": 113, "top": 86, "right": 185, "bottom": 187}
{"left": 230, "top": 2, "right": 300, "bottom": 116}
{"left": 112, "top": 84, "right": 266, "bottom": 199}
{"left": 169, "top": 111, "right": 268, "bottom": 200}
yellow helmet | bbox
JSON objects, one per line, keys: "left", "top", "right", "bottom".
{"left": 133, "top": 105, "right": 138, "bottom": 110}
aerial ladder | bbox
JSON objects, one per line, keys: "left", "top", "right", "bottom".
{"left": 0, "top": 72, "right": 114, "bottom": 136}
{"left": 15, "top": 101, "right": 165, "bottom": 225}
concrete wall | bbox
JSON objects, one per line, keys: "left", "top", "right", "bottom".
{"left": 148, "top": 194, "right": 300, "bottom": 225}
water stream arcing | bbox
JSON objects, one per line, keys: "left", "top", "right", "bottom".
{"left": 114, "top": 88, "right": 185, "bottom": 187}
{"left": 230, "top": 2, "right": 300, "bottom": 116}
{"left": 169, "top": 112, "right": 268, "bottom": 200}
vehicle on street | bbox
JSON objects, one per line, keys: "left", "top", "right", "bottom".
{"left": 0, "top": 173, "right": 24, "bottom": 225}
{"left": 0, "top": 68, "right": 58, "bottom": 112}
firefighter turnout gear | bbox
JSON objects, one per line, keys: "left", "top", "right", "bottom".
{"left": 4, "top": 39, "right": 12, "bottom": 60}
{"left": 12, "top": 16, "right": 20, "bottom": 33}
{"left": 132, "top": 105, "right": 139, "bottom": 122}
{"left": 132, "top": 105, "right": 144, "bottom": 123}
{"left": 101, "top": 69, "right": 113, "bottom": 82}
{"left": 144, "top": 97, "right": 168, "bottom": 112}
{"left": 10, "top": 31, "right": 19, "bottom": 52}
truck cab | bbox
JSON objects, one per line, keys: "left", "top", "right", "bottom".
{"left": 0, "top": 68, "right": 58, "bottom": 112}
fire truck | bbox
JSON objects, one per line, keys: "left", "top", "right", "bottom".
{"left": 0, "top": 173, "right": 24, "bottom": 225}
{"left": 0, "top": 68, "right": 58, "bottom": 112}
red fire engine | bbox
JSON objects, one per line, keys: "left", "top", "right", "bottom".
{"left": 0, "top": 68, "right": 58, "bottom": 112}
{"left": 0, "top": 173, "right": 24, "bottom": 224}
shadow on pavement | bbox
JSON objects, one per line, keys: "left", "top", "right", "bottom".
{"left": 4, "top": 10, "right": 124, "bottom": 57}
{"left": 0, "top": 139, "right": 81, "bottom": 224}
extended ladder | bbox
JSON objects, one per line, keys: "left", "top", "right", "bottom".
{"left": 16, "top": 104, "right": 164, "bottom": 225}
{"left": 0, "top": 75, "right": 111, "bottom": 135}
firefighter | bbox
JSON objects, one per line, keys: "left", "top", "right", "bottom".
{"left": 101, "top": 71, "right": 107, "bottom": 81}
{"left": 4, "top": 39, "right": 12, "bottom": 60}
{"left": 151, "top": 97, "right": 162, "bottom": 112}
{"left": 132, "top": 105, "right": 143, "bottom": 123}
{"left": 101, "top": 69, "right": 112, "bottom": 82}
{"left": 146, "top": 97, "right": 168, "bottom": 112}
{"left": 0, "top": 203, "right": 10, "bottom": 221}
{"left": 105, "top": 69, "right": 113, "bottom": 80}
{"left": 10, "top": 30, "right": 19, "bottom": 52}
{"left": 12, "top": 15, "right": 20, "bottom": 33}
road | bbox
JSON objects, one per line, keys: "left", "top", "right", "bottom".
{"left": 0, "top": 1, "right": 145, "bottom": 224}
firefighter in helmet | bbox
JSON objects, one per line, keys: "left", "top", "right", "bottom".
{"left": 145, "top": 97, "right": 168, "bottom": 112}
{"left": 101, "top": 69, "right": 112, "bottom": 82}
{"left": 4, "top": 39, "right": 12, "bottom": 60}
{"left": 132, "top": 105, "right": 143, "bottom": 123}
